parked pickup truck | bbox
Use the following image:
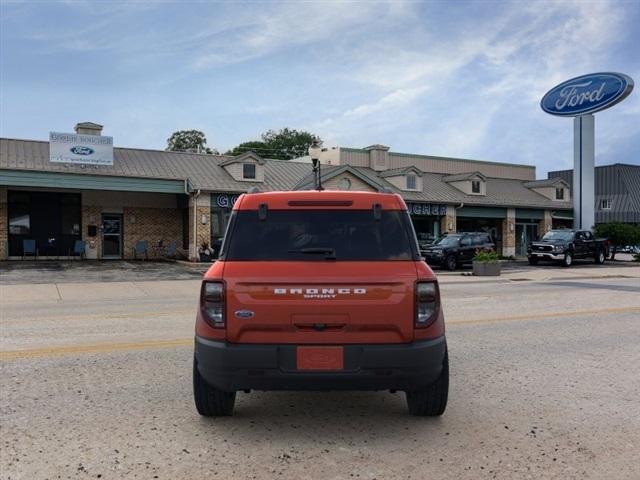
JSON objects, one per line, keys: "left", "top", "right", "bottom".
{"left": 193, "top": 190, "right": 448, "bottom": 417}
{"left": 527, "top": 230, "right": 608, "bottom": 267}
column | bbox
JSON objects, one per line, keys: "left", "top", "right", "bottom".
{"left": 573, "top": 115, "right": 595, "bottom": 230}
{"left": 188, "top": 192, "right": 211, "bottom": 261}
{"left": 539, "top": 210, "right": 553, "bottom": 236}
{"left": 502, "top": 208, "right": 516, "bottom": 257}
{"left": 440, "top": 205, "right": 457, "bottom": 234}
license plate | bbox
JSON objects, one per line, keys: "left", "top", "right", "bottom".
{"left": 296, "top": 346, "right": 344, "bottom": 371}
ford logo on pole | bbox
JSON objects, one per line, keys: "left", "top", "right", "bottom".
{"left": 541, "top": 72, "right": 633, "bottom": 117}
{"left": 70, "top": 146, "right": 95, "bottom": 155}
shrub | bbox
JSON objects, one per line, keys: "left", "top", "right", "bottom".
{"left": 474, "top": 250, "right": 499, "bottom": 263}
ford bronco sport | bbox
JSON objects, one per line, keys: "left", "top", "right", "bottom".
{"left": 193, "top": 191, "right": 448, "bottom": 416}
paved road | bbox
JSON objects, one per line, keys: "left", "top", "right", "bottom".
{"left": 1, "top": 274, "right": 639, "bottom": 479}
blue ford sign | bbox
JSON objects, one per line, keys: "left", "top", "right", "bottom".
{"left": 541, "top": 72, "right": 634, "bottom": 116}
{"left": 70, "top": 146, "right": 95, "bottom": 155}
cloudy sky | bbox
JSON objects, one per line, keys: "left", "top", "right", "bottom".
{"left": 1, "top": 0, "right": 638, "bottom": 176}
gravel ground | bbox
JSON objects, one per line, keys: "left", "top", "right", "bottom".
{"left": 1, "top": 275, "right": 639, "bottom": 479}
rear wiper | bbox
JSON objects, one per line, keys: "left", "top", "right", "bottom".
{"left": 287, "top": 247, "right": 336, "bottom": 259}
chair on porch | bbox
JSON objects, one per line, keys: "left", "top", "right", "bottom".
{"left": 133, "top": 240, "right": 149, "bottom": 260}
{"left": 22, "top": 239, "right": 38, "bottom": 260}
{"left": 69, "top": 240, "right": 86, "bottom": 260}
{"left": 166, "top": 241, "right": 177, "bottom": 258}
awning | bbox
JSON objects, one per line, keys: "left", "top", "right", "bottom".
{"left": 0, "top": 169, "right": 188, "bottom": 194}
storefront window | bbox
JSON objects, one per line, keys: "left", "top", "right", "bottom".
{"left": 60, "top": 194, "right": 81, "bottom": 235}
{"left": 8, "top": 191, "right": 81, "bottom": 257}
{"left": 8, "top": 192, "right": 30, "bottom": 234}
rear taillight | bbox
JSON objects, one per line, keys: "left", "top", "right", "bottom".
{"left": 201, "top": 281, "right": 225, "bottom": 328}
{"left": 415, "top": 281, "right": 439, "bottom": 328}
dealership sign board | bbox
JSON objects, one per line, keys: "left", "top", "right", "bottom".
{"left": 540, "top": 72, "right": 634, "bottom": 230}
{"left": 540, "top": 72, "right": 634, "bottom": 117}
{"left": 49, "top": 132, "right": 114, "bottom": 166}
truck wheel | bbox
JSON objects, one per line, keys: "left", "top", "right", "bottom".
{"left": 193, "top": 358, "right": 236, "bottom": 417}
{"left": 405, "top": 350, "right": 449, "bottom": 416}
{"left": 561, "top": 252, "right": 573, "bottom": 267}
{"left": 595, "top": 251, "right": 606, "bottom": 265}
{"left": 445, "top": 255, "right": 457, "bottom": 271}
{"left": 528, "top": 257, "right": 539, "bottom": 266}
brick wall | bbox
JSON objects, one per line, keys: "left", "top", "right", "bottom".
{"left": 0, "top": 188, "right": 7, "bottom": 260}
{"left": 81, "top": 205, "right": 103, "bottom": 259}
{"left": 539, "top": 210, "right": 553, "bottom": 236}
{"left": 123, "top": 207, "right": 183, "bottom": 260}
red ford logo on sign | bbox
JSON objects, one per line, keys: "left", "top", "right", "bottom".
{"left": 541, "top": 72, "right": 634, "bottom": 116}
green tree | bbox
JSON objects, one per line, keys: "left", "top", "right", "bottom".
{"left": 225, "top": 141, "right": 268, "bottom": 157}
{"left": 226, "top": 128, "right": 322, "bottom": 160}
{"left": 594, "top": 222, "right": 640, "bottom": 260}
{"left": 166, "top": 130, "right": 216, "bottom": 154}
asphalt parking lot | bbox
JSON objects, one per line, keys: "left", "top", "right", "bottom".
{"left": 1, "top": 262, "right": 640, "bottom": 479}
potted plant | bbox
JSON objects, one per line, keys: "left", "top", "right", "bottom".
{"left": 198, "top": 242, "right": 214, "bottom": 262}
{"left": 472, "top": 250, "right": 501, "bottom": 276}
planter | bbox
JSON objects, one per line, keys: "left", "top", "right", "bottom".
{"left": 472, "top": 261, "right": 501, "bottom": 276}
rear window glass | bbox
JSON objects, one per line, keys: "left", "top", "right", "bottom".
{"left": 223, "top": 210, "right": 417, "bottom": 261}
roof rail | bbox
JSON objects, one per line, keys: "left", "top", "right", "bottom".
{"left": 247, "top": 187, "right": 261, "bottom": 194}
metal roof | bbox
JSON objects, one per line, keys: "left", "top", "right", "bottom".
{"left": 0, "top": 137, "right": 572, "bottom": 210}
{"left": 548, "top": 163, "right": 640, "bottom": 222}
{"left": 443, "top": 171, "right": 487, "bottom": 182}
{"left": 0, "top": 137, "right": 310, "bottom": 193}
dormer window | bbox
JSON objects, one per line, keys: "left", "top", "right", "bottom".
{"left": 555, "top": 187, "right": 564, "bottom": 200}
{"left": 406, "top": 174, "right": 417, "bottom": 190}
{"left": 243, "top": 163, "right": 256, "bottom": 180}
{"left": 471, "top": 180, "right": 481, "bottom": 194}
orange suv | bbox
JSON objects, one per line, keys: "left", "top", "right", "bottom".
{"left": 193, "top": 190, "right": 448, "bottom": 416}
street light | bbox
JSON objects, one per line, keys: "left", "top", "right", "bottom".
{"left": 308, "top": 140, "right": 324, "bottom": 191}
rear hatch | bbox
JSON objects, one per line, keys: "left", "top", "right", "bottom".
{"left": 219, "top": 205, "right": 420, "bottom": 344}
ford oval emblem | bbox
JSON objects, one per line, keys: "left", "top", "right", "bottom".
{"left": 70, "top": 146, "right": 95, "bottom": 155}
{"left": 234, "top": 310, "right": 255, "bottom": 319}
{"left": 541, "top": 72, "right": 634, "bottom": 117}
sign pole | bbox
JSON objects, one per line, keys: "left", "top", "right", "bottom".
{"left": 572, "top": 115, "right": 595, "bottom": 230}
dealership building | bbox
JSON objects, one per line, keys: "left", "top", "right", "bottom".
{"left": 1, "top": 123, "right": 573, "bottom": 261}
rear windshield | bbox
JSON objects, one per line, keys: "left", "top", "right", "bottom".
{"left": 222, "top": 210, "right": 418, "bottom": 261}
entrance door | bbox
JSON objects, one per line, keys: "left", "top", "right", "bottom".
{"left": 102, "top": 214, "right": 123, "bottom": 259}
{"left": 516, "top": 223, "right": 539, "bottom": 257}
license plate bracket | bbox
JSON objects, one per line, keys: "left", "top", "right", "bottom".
{"left": 296, "top": 346, "right": 344, "bottom": 371}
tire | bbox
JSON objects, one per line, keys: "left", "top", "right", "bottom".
{"left": 528, "top": 256, "right": 539, "bottom": 266}
{"left": 193, "top": 358, "right": 236, "bottom": 417}
{"left": 595, "top": 250, "right": 606, "bottom": 265}
{"left": 561, "top": 252, "right": 573, "bottom": 268}
{"left": 444, "top": 255, "right": 457, "bottom": 271}
{"left": 405, "top": 350, "right": 449, "bottom": 416}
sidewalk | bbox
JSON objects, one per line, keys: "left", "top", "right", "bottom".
{"left": 0, "top": 279, "right": 202, "bottom": 305}
{"left": 436, "top": 261, "right": 640, "bottom": 284}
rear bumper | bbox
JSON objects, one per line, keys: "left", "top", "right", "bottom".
{"left": 194, "top": 336, "right": 446, "bottom": 392}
